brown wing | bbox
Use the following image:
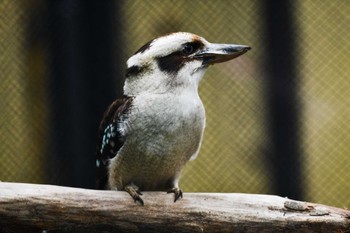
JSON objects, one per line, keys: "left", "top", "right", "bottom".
{"left": 96, "top": 96, "right": 133, "bottom": 189}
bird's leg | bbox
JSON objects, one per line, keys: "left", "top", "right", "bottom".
{"left": 124, "top": 184, "right": 144, "bottom": 206}
{"left": 167, "top": 187, "right": 183, "bottom": 202}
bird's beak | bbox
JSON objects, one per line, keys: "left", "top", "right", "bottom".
{"left": 195, "top": 43, "right": 251, "bottom": 65}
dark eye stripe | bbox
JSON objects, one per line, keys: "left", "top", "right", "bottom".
{"left": 157, "top": 52, "right": 184, "bottom": 74}
{"left": 126, "top": 65, "right": 143, "bottom": 77}
{"left": 183, "top": 40, "right": 204, "bottom": 55}
{"left": 156, "top": 40, "right": 205, "bottom": 74}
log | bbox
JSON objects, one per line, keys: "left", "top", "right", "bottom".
{"left": 0, "top": 182, "right": 349, "bottom": 233}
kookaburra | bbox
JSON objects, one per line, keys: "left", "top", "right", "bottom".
{"left": 96, "top": 32, "right": 250, "bottom": 205}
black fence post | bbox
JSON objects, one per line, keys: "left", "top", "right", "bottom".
{"left": 47, "top": 1, "right": 123, "bottom": 188}
{"left": 262, "top": 1, "right": 303, "bottom": 199}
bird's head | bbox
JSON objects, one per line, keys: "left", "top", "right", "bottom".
{"left": 124, "top": 32, "right": 250, "bottom": 95}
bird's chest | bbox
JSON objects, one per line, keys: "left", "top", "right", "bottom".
{"left": 122, "top": 93, "right": 205, "bottom": 163}
{"left": 110, "top": 93, "right": 205, "bottom": 190}
{"left": 130, "top": 93, "right": 205, "bottom": 153}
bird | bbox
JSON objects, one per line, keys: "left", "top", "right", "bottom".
{"left": 96, "top": 32, "right": 250, "bottom": 205}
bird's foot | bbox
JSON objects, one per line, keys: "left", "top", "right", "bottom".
{"left": 124, "top": 184, "right": 144, "bottom": 206}
{"left": 167, "top": 187, "right": 183, "bottom": 202}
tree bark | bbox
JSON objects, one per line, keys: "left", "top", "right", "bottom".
{"left": 0, "top": 182, "right": 349, "bottom": 233}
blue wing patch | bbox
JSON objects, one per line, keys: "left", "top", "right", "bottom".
{"left": 96, "top": 96, "right": 133, "bottom": 190}
{"left": 100, "top": 123, "right": 117, "bottom": 155}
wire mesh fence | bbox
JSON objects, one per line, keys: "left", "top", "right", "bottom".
{"left": 297, "top": 0, "right": 350, "bottom": 207}
{"left": 0, "top": 0, "right": 349, "bottom": 208}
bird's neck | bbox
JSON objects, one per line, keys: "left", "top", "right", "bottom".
{"left": 123, "top": 67, "right": 206, "bottom": 96}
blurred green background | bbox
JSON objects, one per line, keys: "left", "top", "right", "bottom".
{"left": 0, "top": 0, "right": 349, "bottom": 208}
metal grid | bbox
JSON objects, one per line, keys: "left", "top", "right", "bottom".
{"left": 0, "top": 0, "right": 349, "bottom": 208}
{"left": 0, "top": 0, "right": 47, "bottom": 183}
{"left": 298, "top": 0, "right": 350, "bottom": 207}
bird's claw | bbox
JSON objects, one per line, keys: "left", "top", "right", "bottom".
{"left": 124, "top": 184, "right": 144, "bottom": 206}
{"left": 167, "top": 187, "right": 183, "bottom": 202}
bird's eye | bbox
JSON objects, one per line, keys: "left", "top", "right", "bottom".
{"left": 182, "top": 43, "right": 194, "bottom": 55}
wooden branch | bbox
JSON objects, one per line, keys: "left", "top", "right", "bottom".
{"left": 0, "top": 182, "right": 349, "bottom": 233}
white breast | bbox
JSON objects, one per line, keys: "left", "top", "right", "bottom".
{"left": 126, "top": 90, "right": 206, "bottom": 161}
